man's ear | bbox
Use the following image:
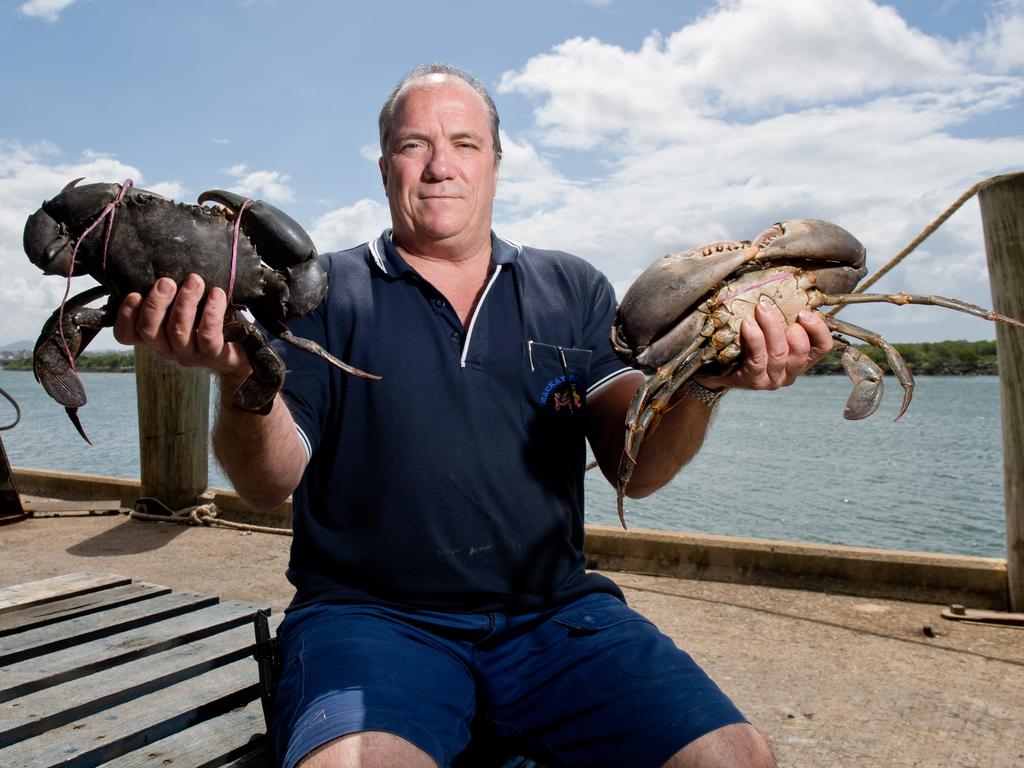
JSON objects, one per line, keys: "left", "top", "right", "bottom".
{"left": 378, "top": 156, "right": 388, "bottom": 194}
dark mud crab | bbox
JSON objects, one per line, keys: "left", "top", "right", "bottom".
{"left": 24, "top": 178, "right": 378, "bottom": 442}
{"left": 611, "top": 218, "right": 1024, "bottom": 527}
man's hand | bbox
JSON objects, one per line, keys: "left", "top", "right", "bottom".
{"left": 114, "top": 273, "right": 306, "bottom": 508}
{"left": 113, "top": 274, "right": 250, "bottom": 378}
{"left": 695, "top": 299, "right": 833, "bottom": 391}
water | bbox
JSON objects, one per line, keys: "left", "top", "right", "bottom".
{"left": 0, "top": 370, "right": 1008, "bottom": 558}
{"left": 0, "top": 370, "right": 232, "bottom": 492}
{"left": 585, "top": 376, "right": 1007, "bottom": 557}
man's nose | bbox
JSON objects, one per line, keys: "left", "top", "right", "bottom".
{"left": 423, "top": 145, "right": 454, "bottom": 180}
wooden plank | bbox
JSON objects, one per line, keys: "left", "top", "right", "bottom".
{"left": 0, "top": 619, "right": 273, "bottom": 747}
{"left": 0, "top": 656, "right": 260, "bottom": 768}
{"left": 0, "top": 590, "right": 219, "bottom": 666}
{"left": 0, "top": 572, "right": 131, "bottom": 614}
{"left": 22, "top": 498, "right": 121, "bottom": 513}
{"left": 100, "top": 699, "right": 270, "bottom": 768}
{"left": 0, "top": 582, "right": 171, "bottom": 637}
{"left": 0, "top": 600, "right": 260, "bottom": 702}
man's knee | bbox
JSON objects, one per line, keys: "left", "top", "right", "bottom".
{"left": 297, "top": 731, "right": 438, "bottom": 768}
{"left": 663, "top": 722, "right": 775, "bottom": 768}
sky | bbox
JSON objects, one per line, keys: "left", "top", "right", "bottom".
{"left": 1, "top": 0, "right": 1022, "bottom": 350}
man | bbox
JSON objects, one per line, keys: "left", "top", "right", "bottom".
{"left": 115, "top": 64, "right": 833, "bottom": 768}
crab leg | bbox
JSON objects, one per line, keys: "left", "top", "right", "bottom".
{"left": 821, "top": 292, "right": 1024, "bottom": 329}
{"left": 276, "top": 330, "right": 381, "bottom": 381}
{"left": 617, "top": 343, "right": 714, "bottom": 528}
{"left": 822, "top": 316, "right": 915, "bottom": 421}
{"left": 830, "top": 337, "right": 886, "bottom": 420}
{"left": 33, "top": 285, "right": 113, "bottom": 444}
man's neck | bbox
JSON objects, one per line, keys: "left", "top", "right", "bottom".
{"left": 393, "top": 233, "right": 494, "bottom": 326}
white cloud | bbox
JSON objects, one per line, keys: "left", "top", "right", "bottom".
{"left": 493, "top": 0, "right": 1024, "bottom": 342}
{"left": 0, "top": 142, "right": 140, "bottom": 347}
{"left": 494, "top": 131, "right": 582, "bottom": 214}
{"left": 223, "top": 164, "right": 294, "bottom": 203}
{"left": 308, "top": 198, "right": 391, "bottom": 253}
{"left": 971, "top": 1, "right": 1024, "bottom": 72}
{"left": 144, "top": 180, "right": 186, "bottom": 200}
{"left": 18, "top": 0, "right": 76, "bottom": 23}
{"left": 359, "top": 144, "right": 381, "bottom": 162}
{"left": 498, "top": 0, "right": 993, "bottom": 151}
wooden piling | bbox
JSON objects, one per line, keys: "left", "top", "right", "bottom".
{"left": 135, "top": 345, "right": 210, "bottom": 510}
{"left": 979, "top": 170, "right": 1024, "bottom": 611}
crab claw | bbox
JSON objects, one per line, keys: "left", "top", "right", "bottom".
{"left": 32, "top": 286, "right": 109, "bottom": 444}
{"left": 23, "top": 207, "right": 75, "bottom": 276}
{"left": 614, "top": 245, "right": 756, "bottom": 368}
{"left": 757, "top": 219, "right": 866, "bottom": 268}
{"left": 840, "top": 344, "right": 884, "bottom": 420}
{"left": 198, "top": 189, "right": 317, "bottom": 272}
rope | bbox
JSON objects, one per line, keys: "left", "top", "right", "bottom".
{"left": 227, "top": 198, "right": 253, "bottom": 306}
{"left": 56, "top": 178, "right": 134, "bottom": 365}
{"left": 0, "top": 387, "right": 20, "bottom": 431}
{"left": 827, "top": 170, "right": 1024, "bottom": 316}
{"left": 129, "top": 497, "right": 293, "bottom": 536}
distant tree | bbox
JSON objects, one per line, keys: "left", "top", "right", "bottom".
{"left": 808, "top": 339, "right": 999, "bottom": 375}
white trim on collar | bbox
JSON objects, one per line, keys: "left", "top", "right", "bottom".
{"left": 460, "top": 265, "right": 505, "bottom": 369}
{"left": 368, "top": 234, "right": 389, "bottom": 275}
{"left": 494, "top": 234, "right": 524, "bottom": 260}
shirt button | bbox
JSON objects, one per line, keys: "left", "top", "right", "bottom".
{"left": 450, "top": 331, "right": 460, "bottom": 341}
{"left": 435, "top": 298, "right": 446, "bottom": 308}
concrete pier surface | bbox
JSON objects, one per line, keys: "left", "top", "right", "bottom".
{"left": 2, "top": 513, "right": 1022, "bottom": 767}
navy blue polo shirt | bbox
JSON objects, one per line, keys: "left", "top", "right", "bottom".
{"left": 275, "top": 230, "right": 635, "bottom": 614}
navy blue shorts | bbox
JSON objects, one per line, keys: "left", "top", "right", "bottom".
{"left": 272, "top": 593, "right": 747, "bottom": 768}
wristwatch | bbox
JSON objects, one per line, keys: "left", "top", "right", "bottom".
{"left": 687, "top": 379, "right": 729, "bottom": 408}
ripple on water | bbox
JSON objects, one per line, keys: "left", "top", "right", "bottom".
{"left": 1, "top": 370, "right": 1008, "bottom": 557}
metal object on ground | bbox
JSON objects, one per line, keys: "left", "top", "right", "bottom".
{"left": 940, "top": 604, "right": 1024, "bottom": 627}
{"left": 0, "top": 386, "right": 25, "bottom": 523}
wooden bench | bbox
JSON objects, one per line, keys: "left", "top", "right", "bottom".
{"left": 0, "top": 572, "right": 275, "bottom": 767}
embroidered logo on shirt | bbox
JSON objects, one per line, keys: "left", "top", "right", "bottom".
{"left": 539, "top": 375, "right": 584, "bottom": 415}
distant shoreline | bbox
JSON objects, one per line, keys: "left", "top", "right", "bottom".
{"left": 0, "top": 338, "right": 1005, "bottom": 376}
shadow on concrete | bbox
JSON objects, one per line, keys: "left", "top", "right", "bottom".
{"left": 66, "top": 517, "right": 190, "bottom": 556}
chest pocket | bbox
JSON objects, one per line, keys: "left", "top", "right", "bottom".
{"left": 522, "top": 341, "right": 592, "bottom": 423}
{"left": 521, "top": 341, "right": 592, "bottom": 487}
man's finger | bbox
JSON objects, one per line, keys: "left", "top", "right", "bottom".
{"left": 113, "top": 293, "right": 143, "bottom": 345}
{"left": 166, "top": 274, "right": 204, "bottom": 357}
{"left": 783, "top": 322, "right": 812, "bottom": 382}
{"left": 756, "top": 299, "right": 789, "bottom": 388}
{"left": 195, "top": 287, "right": 228, "bottom": 360}
{"left": 134, "top": 278, "right": 178, "bottom": 354}
{"left": 800, "top": 311, "right": 833, "bottom": 362}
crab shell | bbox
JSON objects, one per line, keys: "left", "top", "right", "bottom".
{"left": 612, "top": 219, "right": 866, "bottom": 371}
{"left": 23, "top": 182, "right": 324, "bottom": 323}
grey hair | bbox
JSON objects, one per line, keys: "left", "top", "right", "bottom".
{"left": 378, "top": 63, "right": 502, "bottom": 165}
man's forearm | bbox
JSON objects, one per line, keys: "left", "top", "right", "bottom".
{"left": 212, "top": 376, "right": 307, "bottom": 509}
{"left": 588, "top": 374, "right": 717, "bottom": 499}
{"left": 620, "top": 386, "right": 716, "bottom": 498}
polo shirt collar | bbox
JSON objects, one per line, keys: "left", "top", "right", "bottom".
{"left": 368, "top": 229, "right": 522, "bottom": 277}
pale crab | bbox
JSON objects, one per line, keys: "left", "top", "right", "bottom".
{"left": 610, "top": 219, "right": 1024, "bottom": 527}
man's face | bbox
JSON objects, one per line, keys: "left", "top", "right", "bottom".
{"left": 380, "top": 77, "right": 499, "bottom": 250}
